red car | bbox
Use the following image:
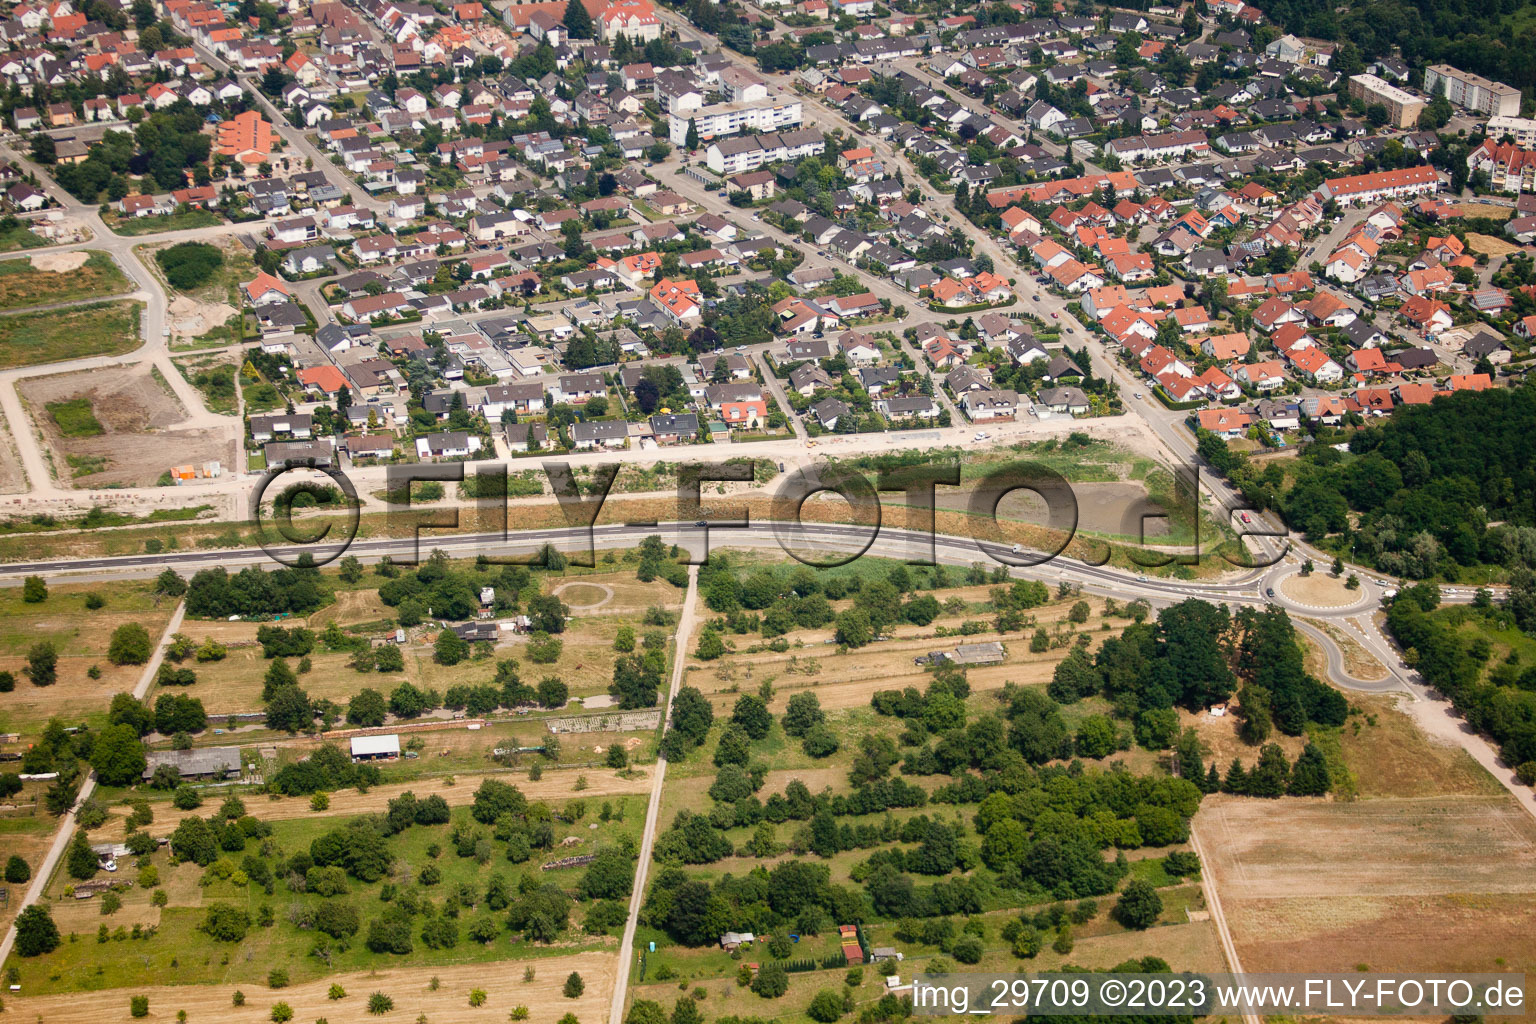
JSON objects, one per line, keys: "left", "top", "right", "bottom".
{"left": 1051, "top": 312, "right": 1059, "bottom": 319}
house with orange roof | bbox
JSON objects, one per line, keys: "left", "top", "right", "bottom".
{"left": 1196, "top": 365, "right": 1239, "bottom": 400}
{"left": 1100, "top": 306, "right": 1159, "bottom": 344}
{"left": 1234, "top": 360, "right": 1287, "bottom": 391}
{"left": 1399, "top": 295, "right": 1453, "bottom": 334}
{"left": 650, "top": 277, "right": 701, "bottom": 324}
{"left": 298, "top": 365, "right": 348, "bottom": 394}
{"left": 215, "top": 109, "right": 272, "bottom": 165}
{"left": 1142, "top": 284, "right": 1183, "bottom": 307}
{"left": 1083, "top": 285, "right": 1132, "bottom": 319}
{"left": 241, "top": 272, "right": 290, "bottom": 306}
{"left": 1353, "top": 388, "right": 1394, "bottom": 415}
{"left": 1047, "top": 259, "right": 1103, "bottom": 293}
{"left": 1424, "top": 234, "right": 1464, "bottom": 262}
{"left": 1401, "top": 264, "right": 1454, "bottom": 296}
{"left": 1196, "top": 407, "right": 1253, "bottom": 438}
{"left": 1000, "top": 206, "right": 1042, "bottom": 239}
{"left": 1107, "top": 252, "right": 1154, "bottom": 282}
{"left": 1170, "top": 305, "right": 1212, "bottom": 333}
{"left": 1393, "top": 381, "right": 1438, "bottom": 405}
{"left": 1285, "top": 344, "right": 1342, "bottom": 383}
{"left": 1302, "top": 292, "right": 1355, "bottom": 327}
{"left": 1446, "top": 373, "right": 1492, "bottom": 393}
{"left": 1345, "top": 348, "right": 1397, "bottom": 375}
{"left": 1200, "top": 332, "right": 1250, "bottom": 360}
{"left": 1252, "top": 296, "right": 1304, "bottom": 332}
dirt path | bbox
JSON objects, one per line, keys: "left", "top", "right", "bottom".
{"left": 8, "top": 949, "right": 619, "bottom": 1024}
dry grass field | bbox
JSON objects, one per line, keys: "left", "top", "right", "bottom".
{"left": 1200, "top": 694, "right": 1536, "bottom": 978}
{"left": 7, "top": 949, "right": 619, "bottom": 1024}
{"left": 0, "top": 580, "right": 176, "bottom": 733}
{"left": 683, "top": 593, "right": 1113, "bottom": 714}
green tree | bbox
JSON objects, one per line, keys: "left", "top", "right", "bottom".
{"left": 685, "top": 118, "right": 699, "bottom": 151}
{"left": 434, "top": 628, "right": 469, "bottom": 666}
{"left": 15, "top": 904, "right": 60, "bottom": 956}
{"left": 5, "top": 854, "right": 31, "bottom": 883}
{"left": 24, "top": 641, "right": 58, "bottom": 686}
{"left": 564, "top": 973, "right": 585, "bottom": 998}
{"left": 563, "top": 0, "right": 593, "bottom": 38}
{"left": 1112, "top": 878, "right": 1162, "bottom": 929}
{"left": 90, "top": 723, "right": 146, "bottom": 786}
{"left": 694, "top": 627, "right": 726, "bottom": 661}
{"left": 22, "top": 575, "right": 47, "bottom": 603}
{"left": 108, "top": 623, "right": 154, "bottom": 666}
{"left": 67, "top": 829, "right": 99, "bottom": 880}
{"left": 807, "top": 990, "right": 844, "bottom": 1023}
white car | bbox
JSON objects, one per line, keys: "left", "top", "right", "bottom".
{"left": 973, "top": 431, "right": 990, "bottom": 441}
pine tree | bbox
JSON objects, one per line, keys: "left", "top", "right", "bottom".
{"left": 1204, "top": 763, "right": 1221, "bottom": 793}
{"left": 685, "top": 117, "right": 699, "bottom": 151}
{"left": 1288, "top": 742, "right": 1332, "bottom": 796}
{"left": 563, "top": 0, "right": 594, "bottom": 38}
{"left": 1222, "top": 758, "right": 1248, "bottom": 795}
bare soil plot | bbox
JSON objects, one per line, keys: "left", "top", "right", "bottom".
{"left": 927, "top": 480, "right": 1169, "bottom": 538}
{"left": 1199, "top": 795, "right": 1536, "bottom": 899}
{"left": 0, "top": 811, "right": 55, "bottom": 936}
{"left": 20, "top": 363, "right": 235, "bottom": 488}
{"left": 0, "top": 410, "right": 28, "bottom": 493}
{"left": 544, "top": 572, "right": 685, "bottom": 615}
{"left": 7, "top": 949, "right": 618, "bottom": 1024}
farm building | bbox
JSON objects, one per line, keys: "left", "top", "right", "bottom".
{"left": 720, "top": 931, "right": 755, "bottom": 950}
{"left": 842, "top": 942, "right": 865, "bottom": 964}
{"left": 914, "top": 641, "right": 1006, "bottom": 666}
{"left": 141, "top": 746, "right": 241, "bottom": 781}
{"left": 870, "top": 946, "right": 904, "bottom": 962}
{"left": 350, "top": 734, "right": 401, "bottom": 761}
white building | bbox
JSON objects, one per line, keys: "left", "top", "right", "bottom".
{"left": 670, "top": 98, "right": 803, "bottom": 146}
{"left": 1425, "top": 64, "right": 1521, "bottom": 117}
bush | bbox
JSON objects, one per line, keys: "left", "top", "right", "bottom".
{"left": 469, "top": 989, "right": 487, "bottom": 1007}
{"left": 328, "top": 985, "right": 346, "bottom": 1001}
{"left": 269, "top": 1002, "right": 293, "bottom": 1023}
{"left": 233, "top": 991, "right": 245, "bottom": 1006}
{"left": 750, "top": 965, "right": 788, "bottom": 999}
{"left": 564, "top": 973, "right": 585, "bottom": 998}
{"left": 108, "top": 623, "right": 153, "bottom": 665}
{"left": 173, "top": 785, "right": 202, "bottom": 810}
{"left": 130, "top": 996, "right": 150, "bottom": 1018}
{"left": 951, "top": 935, "right": 983, "bottom": 964}
{"left": 368, "top": 992, "right": 394, "bottom": 1014}
{"left": 155, "top": 242, "right": 224, "bottom": 290}
{"left": 807, "top": 989, "right": 844, "bottom": 1023}
{"left": 268, "top": 968, "right": 289, "bottom": 989}
{"left": 5, "top": 855, "right": 31, "bottom": 883}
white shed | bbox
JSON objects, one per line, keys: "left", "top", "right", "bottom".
{"left": 350, "top": 734, "right": 401, "bottom": 760}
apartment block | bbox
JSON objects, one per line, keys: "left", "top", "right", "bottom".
{"left": 1347, "top": 74, "right": 1424, "bottom": 129}
{"left": 1424, "top": 64, "right": 1520, "bottom": 117}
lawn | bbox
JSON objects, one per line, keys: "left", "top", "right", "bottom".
{"left": 173, "top": 357, "right": 238, "bottom": 415}
{"left": 0, "top": 251, "right": 130, "bottom": 310}
{"left": 0, "top": 300, "right": 142, "bottom": 369}
{"left": 106, "top": 207, "right": 222, "bottom": 236}
{"left": 47, "top": 397, "right": 104, "bottom": 437}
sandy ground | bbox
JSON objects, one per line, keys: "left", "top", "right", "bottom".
{"left": 29, "top": 250, "right": 89, "bottom": 273}
{"left": 168, "top": 294, "right": 239, "bottom": 338}
{"left": 20, "top": 363, "right": 236, "bottom": 488}
{"left": 7, "top": 948, "right": 619, "bottom": 1024}
{"left": 1450, "top": 202, "right": 1514, "bottom": 220}
{"left": 1279, "top": 571, "right": 1358, "bottom": 607}
{"left": 0, "top": 409, "right": 28, "bottom": 493}
{"left": 101, "top": 767, "right": 654, "bottom": 842}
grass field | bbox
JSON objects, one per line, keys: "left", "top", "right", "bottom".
{"left": 0, "top": 252, "right": 130, "bottom": 310}
{"left": 0, "top": 300, "right": 141, "bottom": 369}
{"left": 18, "top": 792, "right": 637, "bottom": 996}
{"left": 46, "top": 397, "right": 104, "bottom": 437}
{"left": 105, "top": 207, "right": 222, "bottom": 236}
{"left": 0, "top": 221, "right": 45, "bottom": 251}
